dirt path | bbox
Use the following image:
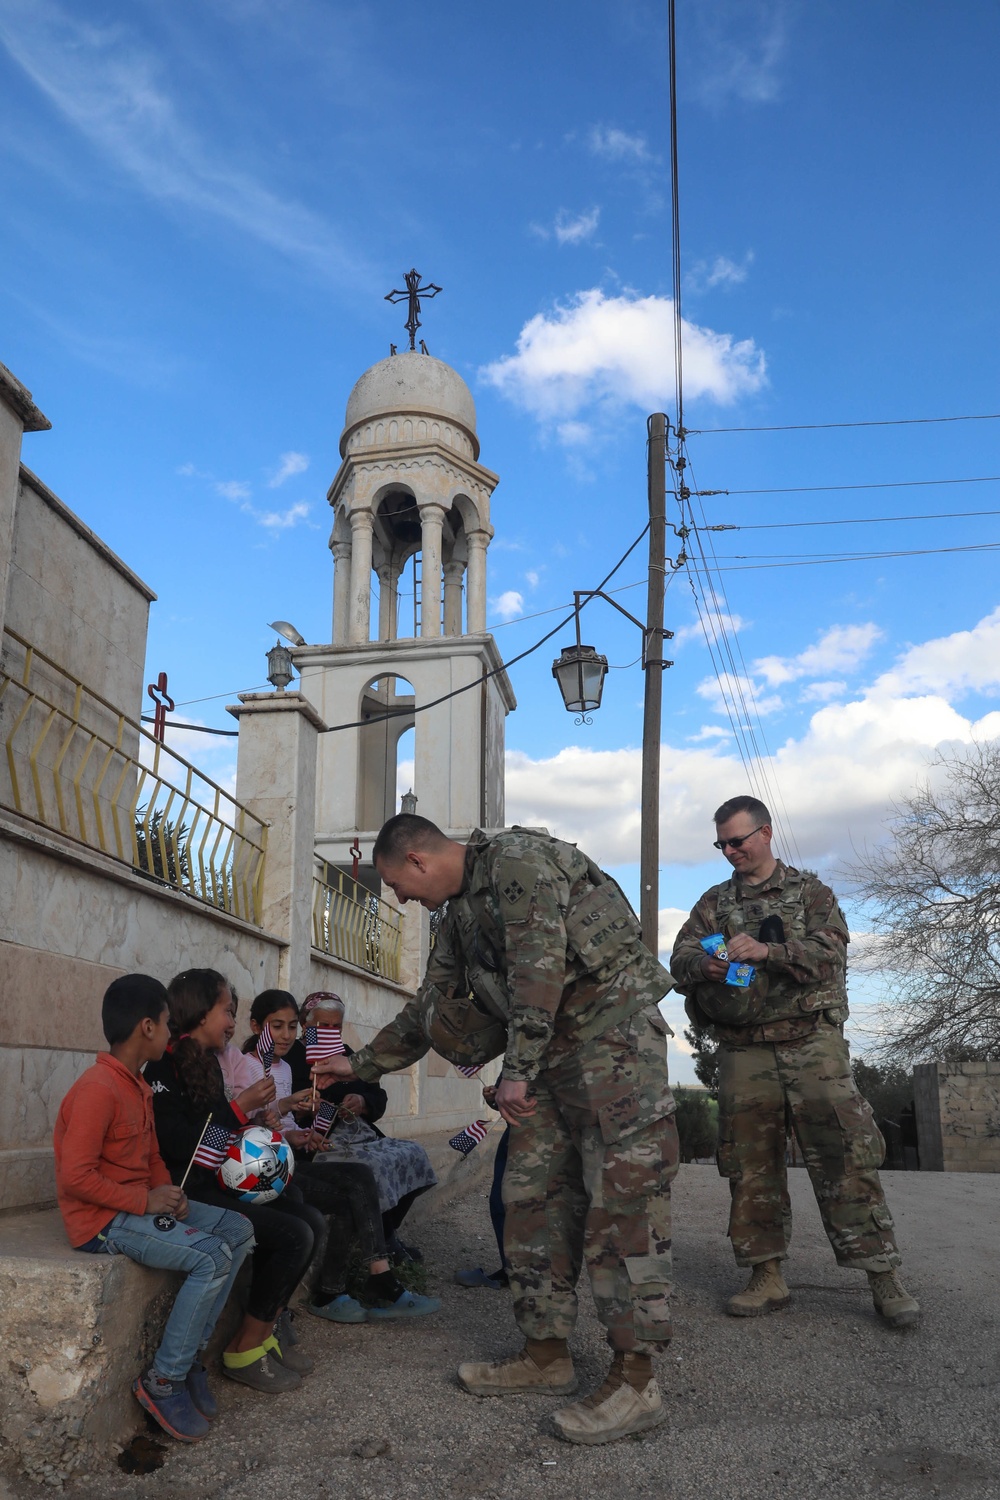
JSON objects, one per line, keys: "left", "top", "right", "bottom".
{"left": 16, "top": 1165, "right": 999, "bottom": 1500}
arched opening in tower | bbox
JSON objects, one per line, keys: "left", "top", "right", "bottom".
{"left": 356, "top": 673, "right": 415, "bottom": 832}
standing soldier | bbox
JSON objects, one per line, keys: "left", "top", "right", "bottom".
{"left": 670, "top": 795, "right": 919, "bottom": 1328}
{"left": 312, "top": 813, "right": 679, "bottom": 1445}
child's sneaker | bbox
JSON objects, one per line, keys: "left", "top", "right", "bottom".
{"left": 133, "top": 1371, "right": 210, "bottom": 1442}
{"left": 185, "top": 1362, "right": 218, "bottom": 1420}
{"left": 264, "top": 1332, "right": 313, "bottom": 1375}
{"left": 367, "top": 1289, "right": 441, "bottom": 1320}
{"left": 222, "top": 1346, "right": 300, "bottom": 1393}
{"left": 307, "top": 1293, "right": 368, "bottom": 1323}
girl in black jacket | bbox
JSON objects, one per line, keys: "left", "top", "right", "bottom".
{"left": 147, "top": 969, "right": 323, "bottom": 1394}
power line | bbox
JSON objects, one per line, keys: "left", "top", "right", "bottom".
{"left": 713, "top": 540, "right": 1000, "bottom": 571}
{"left": 719, "top": 505, "right": 1000, "bottom": 532}
{"left": 709, "top": 474, "right": 1000, "bottom": 498}
{"left": 691, "top": 412, "right": 1000, "bottom": 436}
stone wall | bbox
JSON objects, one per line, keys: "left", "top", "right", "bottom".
{"left": 912, "top": 1060, "right": 1000, "bottom": 1173}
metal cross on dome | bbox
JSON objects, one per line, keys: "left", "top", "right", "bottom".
{"left": 385, "top": 268, "right": 442, "bottom": 352}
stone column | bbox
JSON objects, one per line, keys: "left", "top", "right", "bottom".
{"left": 466, "top": 530, "right": 489, "bottom": 633}
{"left": 419, "top": 503, "right": 446, "bottom": 638}
{"left": 443, "top": 559, "right": 465, "bottom": 636}
{"left": 228, "top": 691, "right": 325, "bottom": 999}
{"left": 0, "top": 367, "right": 49, "bottom": 636}
{"left": 331, "top": 538, "right": 351, "bottom": 644}
{"left": 348, "top": 509, "right": 374, "bottom": 644}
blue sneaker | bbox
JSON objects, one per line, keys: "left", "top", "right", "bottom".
{"left": 307, "top": 1293, "right": 367, "bottom": 1323}
{"left": 367, "top": 1289, "right": 441, "bottom": 1320}
{"left": 185, "top": 1362, "right": 218, "bottom": 1420}
{"left": 133, "top": 1372, "right": 210, "bottom": 1442}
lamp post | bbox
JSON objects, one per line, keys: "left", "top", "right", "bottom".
{"left": 551, "top": 413, "right": 672, "bottom": 951}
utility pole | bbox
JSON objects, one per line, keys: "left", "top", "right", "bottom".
{"left": 641, "top": 413, "right": 668, "bottom": 951}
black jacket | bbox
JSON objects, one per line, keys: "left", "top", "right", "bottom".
{"left": 285, "top": 1039, "right": 388, "bottom": 1131}
{"left": 145, "top": 1050, "right": 249, "bottom": 1195}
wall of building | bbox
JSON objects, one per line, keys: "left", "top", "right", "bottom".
{"left": 912, "top": 1060, "right": 1000, "bottom": 1173}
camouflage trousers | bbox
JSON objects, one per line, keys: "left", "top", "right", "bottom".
{"left": 717, "top": 1020, "right": 900, "bottom": 1271}
{"left": 501, "top": 1005, "right": 678, "bottom": 1353}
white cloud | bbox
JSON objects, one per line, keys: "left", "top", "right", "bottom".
{"left": 673, "top": 612, "right": 746, "bottom": 647}
{"left": 696, "top": 671, "right": 783, "bottom": 717}
{"left": 755, "top": 624, "right": 883, "bottom": 687}
{"left": 686, "top": 725, "right": 732, "bottom": 743}
{"left": 0, "top": 0, "right": 370, "bottom": 284}
{"left": 686, "top": 253, "right": 754, "bottom": 293}
{"left": 215, "top": 479, "right": 252, "bottom": 502}
{"left": 481, "top": 288, "right": 766, "bottom": 437}
{"left": 588, "top": 126, "right": 652, "bottom": 163}
{"left": 554, "top": 207, "right": 600, "bottom": 245}
{"left": 268, "top": 452, "right": 309, "bottom": 488}
{"left": 256, "top": 501, "right": 310, "bottom": 530}
{"left": 491, "top": 590, "right": 525, "bottom": 622}
{"left": 873, "top": 604, "right": 1000, "bottom": 699}
{"left": 658, "top": 906, "right": 689, "bottom": 958}
{"left": 799, "top": 680, "right": 846, "bottom": 704}
{"left": 690, "top": 0, "right": 790, "bottom": 106}
{"left": 505, "top": 605, "right": 1000, "bottom": 879}
{"left": 525, "top": 570, "right": 541, "bottom": 588}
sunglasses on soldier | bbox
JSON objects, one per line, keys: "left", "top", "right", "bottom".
{"left": 713, "top": 826, "right": 765, "bottom": 851}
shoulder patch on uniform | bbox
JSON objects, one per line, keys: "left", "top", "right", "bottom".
{"left": 502, "top": 877, "right": 526, "bottom": 905}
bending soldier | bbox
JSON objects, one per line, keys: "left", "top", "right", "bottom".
{"left": 670, "top": 795, "right": 919, "bottom": 1328}
{"left": 313, "top": 814, "right": 679, "bottom": 1445}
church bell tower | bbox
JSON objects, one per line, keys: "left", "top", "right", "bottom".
{"left": 296, "top": 321, "right": 515, "bottom": 879}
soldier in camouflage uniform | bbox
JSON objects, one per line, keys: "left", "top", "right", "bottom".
{"left": 312, "top": 813, "right": 679, "bottom": 1446}
{"left": 670, "top": 795, "right": 920, "bottom": 1328}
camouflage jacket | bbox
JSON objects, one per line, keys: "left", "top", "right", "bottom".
{"left": 669, "top": 861, "right": 849, "bottom": 1038}
{"left": 350, "top": 827, "right": 674, "bottom": 1085}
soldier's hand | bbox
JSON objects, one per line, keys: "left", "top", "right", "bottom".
{"left": 700, "top": 956, "right": 730, "bottom": 981}
{"left": 494, "top": 1079, "right": 536, "bottom": 1125}
{"left": 312, "top": 1055, "right": 356, "bottom": 1083}
{"left": 726, "top": 933, "right": 768, "bottom": 963}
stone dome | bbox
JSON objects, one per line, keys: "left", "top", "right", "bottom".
{"left": 342, "top": 351, "right": 478, "bottom": 457}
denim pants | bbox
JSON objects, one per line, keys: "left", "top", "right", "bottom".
{"left": 89, "top": 1200, "right": 255, "bottom": 1382}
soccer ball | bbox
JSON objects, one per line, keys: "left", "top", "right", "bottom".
{"left": 217, "top": 1127, "right": 295, "bottom": 1204}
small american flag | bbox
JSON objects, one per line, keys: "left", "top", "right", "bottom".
{"left": 312, "top": 1100, "right": 338, "bottom": 1141}
{"left": 193, "top": 1120, "right": 234, "bottom": 1170}
{"left": 455, "top": 1063, "right": 485, "bottom": 1078}
{"left": 304, "top": 1025, "right": 345, "bottom": 1063}
{"left": 255, "top": 1021, "right": 275, "bottom": 1073}
{"left": 449, "top": 1119, "right": 490, "bottom": 1156}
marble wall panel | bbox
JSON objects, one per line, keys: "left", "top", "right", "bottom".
{"left": 0, "top": 1047, "right": 95, "bottom": 1149}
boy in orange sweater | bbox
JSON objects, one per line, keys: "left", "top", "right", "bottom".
{"left": 54, "top": 974, "right": 255, "bottom": 1442}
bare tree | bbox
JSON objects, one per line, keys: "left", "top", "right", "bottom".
{"left": 848, "top": 741, "right": 1000, "bottom": 1062}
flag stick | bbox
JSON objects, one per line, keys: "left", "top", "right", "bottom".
{"left": 179, "top": 1115, "right": 212, "bottom": 1192}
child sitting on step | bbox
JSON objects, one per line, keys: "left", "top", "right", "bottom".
{"left": 53, "top": 974, "right": 255, "bottom": 1444}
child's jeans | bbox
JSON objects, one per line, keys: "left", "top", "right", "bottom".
{"left": 81, "top": 1201, "right": 254, "bottom": 1382}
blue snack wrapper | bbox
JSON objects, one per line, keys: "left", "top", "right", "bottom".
{"left": 701, "top": 934, "right": 756, "bottom": 987}
{"left": 725, "top": 961, "right": 755, "bottom": 988}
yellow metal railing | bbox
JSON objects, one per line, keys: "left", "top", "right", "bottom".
{"left": 0, "top": 629, "right": 267, "bottom": 924}
{"left": 312, "top": 867, "right": 402, "bottom": 982}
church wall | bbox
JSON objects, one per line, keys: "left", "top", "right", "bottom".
{"left": 4, "top": 466, "right": 153, "bottom": 717}
{"left": 0, "top": 811, "right": 283, "bottom": 1210}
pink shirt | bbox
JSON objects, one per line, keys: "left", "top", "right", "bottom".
{"left": 232, "top": 1050, "right": 297, "bottom": 1133}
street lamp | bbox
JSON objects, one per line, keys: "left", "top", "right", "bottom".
{"left": 400, "top": 789, "right": 418, "bottom": 815}
{"left": 265, "top": 620, "right": 305, "bottom": 693}
{"left": 550, "top": 414, "right": 673, "bottom": 950}
{"left": 551, "top": 644, "right": 609, "bottom": 718}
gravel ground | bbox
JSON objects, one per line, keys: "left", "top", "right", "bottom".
{"left": 6, "top": 1164, "right": 998, "bottom": 1500}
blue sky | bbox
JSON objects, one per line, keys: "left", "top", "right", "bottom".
{"left": 3, "top": 1, "right": 1000, "bottom": 1079}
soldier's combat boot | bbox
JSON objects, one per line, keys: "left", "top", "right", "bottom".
{"left": 725, "top": 1258, "right": 791, "bottom": 1318}
{"left": 867, "top": 1270, "right": 921, "bottom": 1328}
{"left": 457, "top": 1339, "right": 577, "bottom": 1397}
{"left": 553, "top": 1352, "right": 665, "bottom": 1446}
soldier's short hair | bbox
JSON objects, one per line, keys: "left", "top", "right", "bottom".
{"left": 713, "top": 795, "right": 771, "bottom": 827}
{"left": 373, "top": 813, "right": 448, "bottom": 865}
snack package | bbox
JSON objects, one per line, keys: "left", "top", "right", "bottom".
{"left": 700, "top": 933, "right": 756, "bottom": 988}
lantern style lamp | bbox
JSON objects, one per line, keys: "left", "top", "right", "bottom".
{"left": 400, "top": 788, "right": 418, "bottom": 815}
{"left": 551, "top": 643, "right": 609, "bottom": 715}
{"left": 266, "top": 641, "right": 295, "bottom": 692}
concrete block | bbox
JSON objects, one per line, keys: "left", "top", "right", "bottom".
{"left": 0, "top": 1209, "right": 184, "bottom": 1485}
{"left": 961, "top": 1060, "right": 988, "bottom": 1076}
{"left": 0, "top": 1146, "right": 56, "bottom": 1212}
